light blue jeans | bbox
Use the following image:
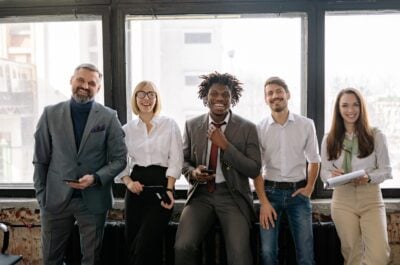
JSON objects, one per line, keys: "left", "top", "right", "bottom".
{"left": 260, "top": 186, "right": 315, "bottom": 265}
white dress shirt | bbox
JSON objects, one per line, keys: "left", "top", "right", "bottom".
{"left": 115, "top": 115, "right": 183, "bottom": 183}
{"left": 320, "top": 129, "right": 392, "bottom": 184}
{"left": 257, "top": 112, "right": 321, "bottom": 182}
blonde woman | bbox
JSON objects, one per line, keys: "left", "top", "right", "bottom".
{"left": 115, "top": 81, "right": 183, "bottom": 265}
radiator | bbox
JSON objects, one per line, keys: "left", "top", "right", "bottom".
{"left": 64, "top": 221, "right": 343, "bottom": 265}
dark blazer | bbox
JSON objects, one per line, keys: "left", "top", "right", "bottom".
{"left": 182, "top": 111, "right": 261, "bottom": 225}
{"left": 33, "top": 100, "right": 127, "bottom": 214}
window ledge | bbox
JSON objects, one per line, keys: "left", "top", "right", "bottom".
{"left": 1, "top": 198, "right": 400, "bottom": 217}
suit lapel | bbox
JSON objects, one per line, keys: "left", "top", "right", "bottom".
{"left": 78, "top": 102, "right": 100, "bottom": 156}
{"left": 224, "top": 111, "right": 239, "bottom": 145}
{"left": 63, "top": 101, "right": 78, "bottom": 154}
{"left": 197, "top": 114, "right": 209, "bottom": 165}
{"left": 219, "top": 111, "right": 240, "bottom": 163}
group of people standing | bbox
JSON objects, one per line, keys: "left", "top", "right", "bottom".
{"left": 33, "top": 63, "right": 392, "bottom": 265}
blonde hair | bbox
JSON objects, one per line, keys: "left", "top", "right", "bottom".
{"left": 131, "top": 81, "right": 162, "bottom": 115}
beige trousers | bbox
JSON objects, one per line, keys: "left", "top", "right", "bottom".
{"left": 331, "top": 183, "right": 390, "bottom": 265}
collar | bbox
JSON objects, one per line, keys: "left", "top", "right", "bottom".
{"left": 268, "top": 111, "right": 295, "bottom": 126}
{"left": 133, "top": 114, "right": 160, "bottom": 126}
{"left": 70, "top": 97, "right": 94, "bottom": 110}
{"left": 208, "top": 111, "right": 230, "bottom": 126}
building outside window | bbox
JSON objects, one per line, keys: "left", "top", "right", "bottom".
{"left": 1, "top": 9, "right": 399, "bottom": 193}
{"left": 325, "top": 12, "right": 400, "bottom": 188}
{"left": 184, "top": 32, "right": 212, "bottom": 44}
{"left": 126, "top": 14, "right": 306, "bottom": 188}
{"left": 0, "top": 18, "right": 103, "bottom": 185}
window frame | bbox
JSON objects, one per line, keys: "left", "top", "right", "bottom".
{"left": 119, "top": 5, "right": 312, "bottom": 198}
{"left": 312, "top": 1, "right": 400, "bottom": 199}
{"left": 0, "top": 0, "right": 399, "bottom": 199}
{"left": 0, "top": 6, "right": 113, "bottom": 197}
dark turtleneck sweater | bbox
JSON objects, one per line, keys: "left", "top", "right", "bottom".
{"left": 70, "top": 98, "right": 94, "bottom": 150}
{"left": 70, "top": 98, "right": 94, "bottom": 197}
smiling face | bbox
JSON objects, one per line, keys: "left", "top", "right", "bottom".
{"left": 264, "top": 83, "right": 290, "bottom": 113}
{"left": 207, "top": 83, "right": 231, "bottom": 122}
{"left": 70, "top": 68, "right": 101, "bottom": 103}
{"left": 339, "top": 92, "right": 360, "bottom": 127}
{"left": 136, "top": 84, "right": 157, "bottom": 114}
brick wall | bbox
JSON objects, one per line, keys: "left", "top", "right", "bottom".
{"left": 1, "top": 203, "right": 399, "bottom": 265}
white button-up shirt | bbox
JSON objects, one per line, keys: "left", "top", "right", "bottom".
{"left": 115, "top": 115, "right": 183, "bottom": 182}
{"left": 257, "top": 112, "right": 321, "bottom": 182}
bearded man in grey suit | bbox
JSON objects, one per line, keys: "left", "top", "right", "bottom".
{"left": 175, "top": 72, "right": 261, "bottom": 265}
{"left": 33, "top": 63, "right": 127, "bottom": 265}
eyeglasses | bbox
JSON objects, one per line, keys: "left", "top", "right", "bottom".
{"left": 136, "top": 91, "right": 157, "bottom": 99}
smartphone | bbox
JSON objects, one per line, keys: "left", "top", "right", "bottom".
{"left": 63, "top": 179, "right": 80, "bottom": 183}
{"left": 156, "top": 191, "right": 172, "bottom": 204}
{"left": 201, "top": 169, "right": 215, "bottom": 175}
{"left": 143, "top": 186, "right": 172, "bottom": 204}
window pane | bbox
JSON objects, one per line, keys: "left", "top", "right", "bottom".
{"left": 126, "top": 14, "right": 306, "bottom": 188}
{"left": 184, "top": 32, "right": 212, "bottom": 44}
{"left": 0, "top": 18, "right": 103, "bottom": 185}
{"left": 325, "top": 12, "right": 400, "bottom": 188}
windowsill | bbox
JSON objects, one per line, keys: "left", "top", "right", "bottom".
{"left": 1, "top": 198, "right": 400, "bottom": 217}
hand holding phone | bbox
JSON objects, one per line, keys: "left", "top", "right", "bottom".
{"left": 143, "top": 186, "right": 172, "bottom": 204}
{"left": 201, "top": 169, "right": 215, "bottom": 175}
{"left": 63, "top": 178, "right": 80, "bottom": 183}
{"left": 194, "top": 168, "right": 215, "bottom": 182}
{"left": 156, "top": 190, "right": 171, "bottom": 204}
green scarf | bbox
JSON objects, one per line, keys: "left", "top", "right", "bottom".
{"left": 342, "top": 135, "right": 358, "bottom": 173}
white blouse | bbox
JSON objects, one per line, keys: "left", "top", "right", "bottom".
{"left": 320, "top": 129, "right": 392, "bottom": 184}
{"left": 115, "top": 115, "right": 183, "bottom": 183}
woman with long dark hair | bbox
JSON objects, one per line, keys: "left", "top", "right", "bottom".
{"left": 320, "top": 88, "right": 392, "bottom": 265}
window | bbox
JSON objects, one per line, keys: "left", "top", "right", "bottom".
{"left": 126, "top": 14, "right": 306, "bottom": 189}
{"left": 184, "top": 74, "right": 201, "bottom": 86}
{"left": 0, "top": 0, "right": 399, "bottom": 199}
{"left": 0, "top": 18, "right": 103, "bottom": 185}
{"left": 325, "top": 12, "right": 400, "bottom": 188}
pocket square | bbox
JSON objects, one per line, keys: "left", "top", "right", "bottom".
{"left": 90, "top": 124, "right": 106, "bottom": 133}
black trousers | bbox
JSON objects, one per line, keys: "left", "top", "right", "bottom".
{"left": 125, "top": 165, "right": 172, "bottom": 265}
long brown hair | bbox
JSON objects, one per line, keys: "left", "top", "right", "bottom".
{"left": 326, "top": 88, "right": 374, "bottom": 160}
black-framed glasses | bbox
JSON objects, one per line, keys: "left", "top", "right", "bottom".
{"left": 136, "top": 91, "right": 157, "bottom": 99}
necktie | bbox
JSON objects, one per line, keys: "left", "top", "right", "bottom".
{"left": 207, "top": 122, "right": 226, "bottom": 192}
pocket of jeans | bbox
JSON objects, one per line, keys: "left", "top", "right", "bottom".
{"left": 296, "top": 193, "right": 310, "bottom": 201}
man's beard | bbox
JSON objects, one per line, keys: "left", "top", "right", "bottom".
{"left": 73, "top": 89, "right": 94, "bottom": 104}
{"left": 270, "top": 99, "right": 286, "bottom": 112}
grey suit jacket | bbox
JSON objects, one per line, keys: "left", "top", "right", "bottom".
{"left": 182, "top": 111, "right": 261, "bottom": 225}
{"left": 33, "top": 100, "right": 127, "bottom": 214}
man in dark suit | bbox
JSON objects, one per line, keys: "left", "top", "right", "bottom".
{"left": 174, "top": 72, "right": 261, "bottom": 265}
{"left": 33, "top": 63, "right": 127, "bottom": 265}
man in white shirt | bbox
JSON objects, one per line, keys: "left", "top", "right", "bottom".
{"left": 253, "top": 76, "right": 321, "bottom": 265}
